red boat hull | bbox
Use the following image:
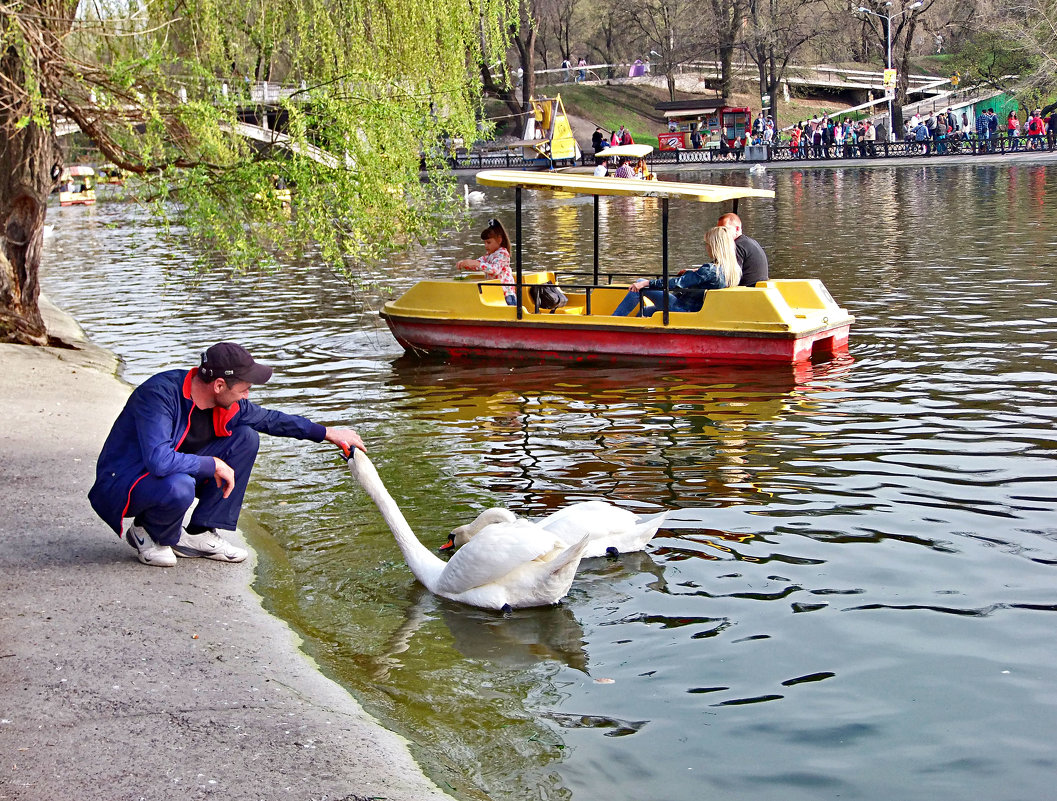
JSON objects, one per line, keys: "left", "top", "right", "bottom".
{"left": 382, "top": 315, "right": 851, "bottom": 364}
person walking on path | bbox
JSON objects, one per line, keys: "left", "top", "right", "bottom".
{"left": 718, "top": 212, "right": 769, "bottom": 287}
{"left": 89, "top": 342, "right": 365, "bottom": 567}
{"left": 592, "top": 127, "right": 606, "bottom": 159}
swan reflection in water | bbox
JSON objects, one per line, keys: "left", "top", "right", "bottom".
{"left": 370, "top": 549, "right": 667, "bottom": 681}
{"left": 370, "top": 584, "right": 589, "bottom": 680}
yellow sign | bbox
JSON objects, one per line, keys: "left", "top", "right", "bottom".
{"left": 883, "top": 69, "right": 897, "bottom": 89}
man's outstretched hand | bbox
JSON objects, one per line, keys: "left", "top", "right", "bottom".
{"left": 325, "top": 427, "right": 367, "bottom": 456}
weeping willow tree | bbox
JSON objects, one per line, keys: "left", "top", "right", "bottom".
{"left": 0, "top": 0, "right": 515, "bottom": 344}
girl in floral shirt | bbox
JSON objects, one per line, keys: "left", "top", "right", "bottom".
{"left": 456, "top": 218, "right": 516, "bottom": 305}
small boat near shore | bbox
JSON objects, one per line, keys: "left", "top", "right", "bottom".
{"left": 58, "top": 166, "right": 96, "bottom": 206}
{"left": 381, "top": 170, "right": 853, "bottom": 365}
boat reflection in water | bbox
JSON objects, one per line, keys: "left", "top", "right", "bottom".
{"left": 385, "top": 355, "right": 855, "bottom": 514}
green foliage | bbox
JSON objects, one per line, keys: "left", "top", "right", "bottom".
{"left": 8, "top": 0, "right": 516, "bottom": 277}
{"left": 946, "top": 29, "right": 1032, "bottom": 92}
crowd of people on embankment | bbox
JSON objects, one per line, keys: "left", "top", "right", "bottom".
{"left": 732, "top": 107, "right": 1057, "bottom": 161}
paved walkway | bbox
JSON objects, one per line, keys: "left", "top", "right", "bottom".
{"left": 0, "top": 299, "right": 457, "bottom": 801}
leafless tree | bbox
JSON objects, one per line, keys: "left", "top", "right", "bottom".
{"left": 616, "top": 0, "right": 715, "bottom": 100}
{"left": 742, "top": 0, "right": 828, "bottom": 128}
{"left": 854, "top": 0, "right": 933, "bottom": 132}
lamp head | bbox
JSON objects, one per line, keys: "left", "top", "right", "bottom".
{"left": 909, "top": 0, "right": 923, "bottom": 7}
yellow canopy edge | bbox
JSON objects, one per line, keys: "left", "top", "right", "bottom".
{"left": 475, "top": 169, "right": 775, "bottom": 202}
{"left": 594, "top": 144, "right": 655, "bottom": 159}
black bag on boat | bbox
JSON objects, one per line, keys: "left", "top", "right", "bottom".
{"left": 529, "top": 282, "right": 569, "bottom": 310}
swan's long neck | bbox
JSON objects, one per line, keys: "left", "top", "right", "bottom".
{"left": 349, "top": 454, "right": 445, "bottom": 591}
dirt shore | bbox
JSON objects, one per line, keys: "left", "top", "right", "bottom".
{"left": 0, "top": 298, "right": 457, "bottom": 801}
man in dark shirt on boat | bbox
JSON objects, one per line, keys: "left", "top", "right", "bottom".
{"left": 718, "top": 212, "right": 769, "bottom": 286}
{"left": 89, "top": 342, "right": 365, "bottom": 567}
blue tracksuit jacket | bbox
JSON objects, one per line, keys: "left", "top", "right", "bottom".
{"left": 89, "top": 368, "right": 325, "bottom": 534}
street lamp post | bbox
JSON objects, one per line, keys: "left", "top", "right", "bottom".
{"left": 856, "top": 1, "right": 922, "bottom": 137}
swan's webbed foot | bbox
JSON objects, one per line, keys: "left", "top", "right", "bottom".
{"left": 500, "top": 603, "right": 513, "bottom": 615}
{"left": 605, "top": 546, "right": 620, "bottom": 558}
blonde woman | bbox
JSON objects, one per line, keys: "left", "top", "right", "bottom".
{"left": 612, "top": 226, "right": 741, "bottom": 317}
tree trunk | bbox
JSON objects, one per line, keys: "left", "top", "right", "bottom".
{"left": 517, "top": 25, "right": 537, "bottom": 113}
{"left": 712, "top": 0, "right": 746, "bottom": 99}
{"left": 0, "top": 54, "right": 60, "bottom": 345}
{"left": 718, "top": 45, "right": 734, "bottom": 98}
{"left": 893, "top": 18, "right": 918, "bottom": 135}
{"left": 766, "top": 47, "right": 779, "bottom": 130}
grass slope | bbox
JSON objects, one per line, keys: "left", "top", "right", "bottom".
{"left": 483, "top": 77, "right": 863, "bottom": 151}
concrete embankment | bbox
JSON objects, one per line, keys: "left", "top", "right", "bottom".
{"left": 0, "top": 298, "right": 458, "bottom": 801}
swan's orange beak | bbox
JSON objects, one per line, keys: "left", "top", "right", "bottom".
{"left": 439, "top": 533, "right": 455, "bottom": 552}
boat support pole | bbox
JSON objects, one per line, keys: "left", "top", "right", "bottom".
{"left": 590, "top": 194, "right": 599, "bottom": 316}
{"left": 516, "top": 186, "right": 523, "bottom": 320}
{"left": 661, "top": 196, "right": 670, "bottom": 326}
{"left": 593, "top": 194, "right": 600, "bottom": 284}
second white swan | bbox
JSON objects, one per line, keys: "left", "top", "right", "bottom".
{"left": 446, "top": 501, "right": 669, "bottom": 559}
{"left": 347, "top": 450, "right": 589, "bottom": 611}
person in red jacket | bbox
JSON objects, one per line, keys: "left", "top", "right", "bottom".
{"left": 89, "top": 343, "right": 365, "bottom": 567}
{"left": 1027, "top": 110, "right": 1045, "bottom": 149}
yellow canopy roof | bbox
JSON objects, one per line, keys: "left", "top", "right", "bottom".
{"left": 475, "top": 169, "right": 775, "bottom": 202}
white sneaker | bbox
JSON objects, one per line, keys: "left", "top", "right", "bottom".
{"left": 172, "top": 530, "right": 248, "bottom": 563}
{"left": 125, "top": 524, "right": 177, "bottom": 567}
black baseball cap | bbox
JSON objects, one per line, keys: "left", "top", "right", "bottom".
{"left": 199, "top": 342, "right": 273, "bottom": 384}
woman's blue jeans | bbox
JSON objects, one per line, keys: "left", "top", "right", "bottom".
{"left": 613, "top": 289, "right": 694, "bottom": 317}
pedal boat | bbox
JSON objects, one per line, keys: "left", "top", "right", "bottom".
{"left": 381, "top": 170, "right": 854, "bottom": 364}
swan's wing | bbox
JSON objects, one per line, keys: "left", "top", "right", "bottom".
{"left": 538, "top": 501, "right": 637, "bottom": 539}
{"left": 436, "top": 520, "right": 561, "bottom": 595}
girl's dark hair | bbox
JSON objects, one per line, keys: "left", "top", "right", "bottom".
{"left": 481, "top": 218, "right": 511, "bottom": 252}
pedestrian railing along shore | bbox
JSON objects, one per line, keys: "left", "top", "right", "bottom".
{"left": 445, "top": 133, "right": 1055, "bottom": 171}
{"left": 755, "top": 133, "right": 1055, "bottom": 162}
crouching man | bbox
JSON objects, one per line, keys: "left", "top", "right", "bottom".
{"left": 89, "top": 342, "right": 365, "bottom": 567}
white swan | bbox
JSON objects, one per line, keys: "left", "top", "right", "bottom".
{"left": 347, "top": 450, "right": 589, "bottom": 611}
{"left": 447, "top": 501, "right": 669, "bottom": 559}
{"left": 748, "top": 163, "right": 766, "bottom": 173}
{"left": 464, "top": 183, "right": 486, "bottom": 206}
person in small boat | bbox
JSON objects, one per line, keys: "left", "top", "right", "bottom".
{"left": 613, "top": 158, "right": 635, "bottom": 179}
{"left": 455, "top": 217, "right": 517, "bottom": 305}
{"left": 611, "top": 226, "right": 740, "bottom": 317}
{"left": 593, "top": 158, "right": 608, "bottom": 177}
{"left": 633, "top": 158, "right": 653, "bottom": 180}
{"left": 718, "top": 211, "right": 769, "bottom": 286}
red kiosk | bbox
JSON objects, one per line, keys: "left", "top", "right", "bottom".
{"left": 655, "top": 99, "right": 752, "bottom": 150}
